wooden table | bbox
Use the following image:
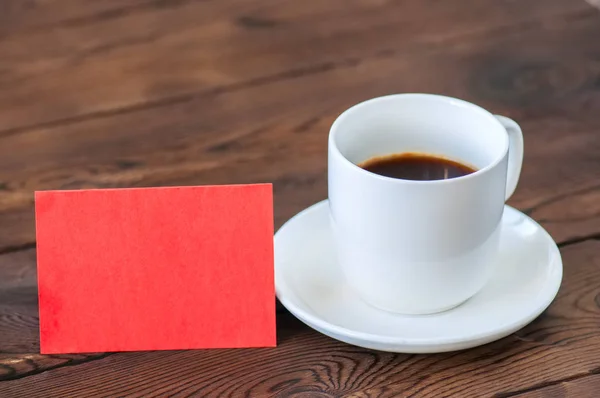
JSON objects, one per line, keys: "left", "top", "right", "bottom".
{"left": 1, "top": 1, "right": 599, "bottom": 396}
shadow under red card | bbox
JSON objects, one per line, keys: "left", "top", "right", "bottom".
{"left": 35, "top": 184, "right": 275, "bottom": 354}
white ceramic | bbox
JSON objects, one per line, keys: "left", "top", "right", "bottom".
{"left": 275, "top": 200, "right": 562, "bottom": 353}
{"left": 329, "top": 94, "right": 524, "bottom": 314}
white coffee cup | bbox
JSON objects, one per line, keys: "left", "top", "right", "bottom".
{"left": 328, "top": 94, "right": 523, "bottom": 315}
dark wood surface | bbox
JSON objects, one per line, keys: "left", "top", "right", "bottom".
{"left": 1, "top": 0, "right": 599, "bottom": 396}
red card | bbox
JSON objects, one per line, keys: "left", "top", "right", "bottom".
{"left": 35, "top": 185, "right": 275, "bottom": 354}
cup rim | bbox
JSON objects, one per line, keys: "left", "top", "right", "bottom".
{"left": 328, "top": 93, "right": 510, "bottom": 185}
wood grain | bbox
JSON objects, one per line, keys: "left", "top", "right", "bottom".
{"left": 0, "top": 249, "right": 38, "bottom": 354}
{"left": 0, "top": 1, "right": 163, "bottom": 34}
{"left": 514, "top": 374, "right": 600, "bottom": 398}
{"left": 1, "top": 239, "right": 599, "bottom": 396}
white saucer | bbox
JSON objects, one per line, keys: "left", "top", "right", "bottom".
{"left": 275, "top": 200, "right": 563, "bottom": 353}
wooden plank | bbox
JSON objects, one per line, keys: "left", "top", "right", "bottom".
{"left": 513, "top": 374, "right": 600, "bottom": 398}
{"left": 1, "top": 10, "right": 599, "bottom": 250}
{"left": 0, "top": 0, "right": 590, "bottom": 132}
{"left": 0, "top": 240, "right": 599, "bottom": 396}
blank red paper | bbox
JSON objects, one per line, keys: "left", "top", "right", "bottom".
{"left": 35, "top": 185, "right": 275, "bottom": 354}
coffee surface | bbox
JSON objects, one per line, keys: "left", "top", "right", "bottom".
{"left": 359, "top": 153, "right": 476, "bottom": 181}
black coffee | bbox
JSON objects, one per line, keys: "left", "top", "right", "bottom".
{"left": 359, "top": 153, "right": 476, "bottom": 181}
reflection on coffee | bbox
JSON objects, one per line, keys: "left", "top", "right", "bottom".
{"left": 359, "top": 153, "right": 476, "bottom": 181}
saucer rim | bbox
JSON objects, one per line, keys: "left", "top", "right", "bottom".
{"left": 275, "top": 200, "right": 563, "bottom": 348}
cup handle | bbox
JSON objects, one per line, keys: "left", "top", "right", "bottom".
{"left": 494, "top": 115, "right": 524, "bottom": 200}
